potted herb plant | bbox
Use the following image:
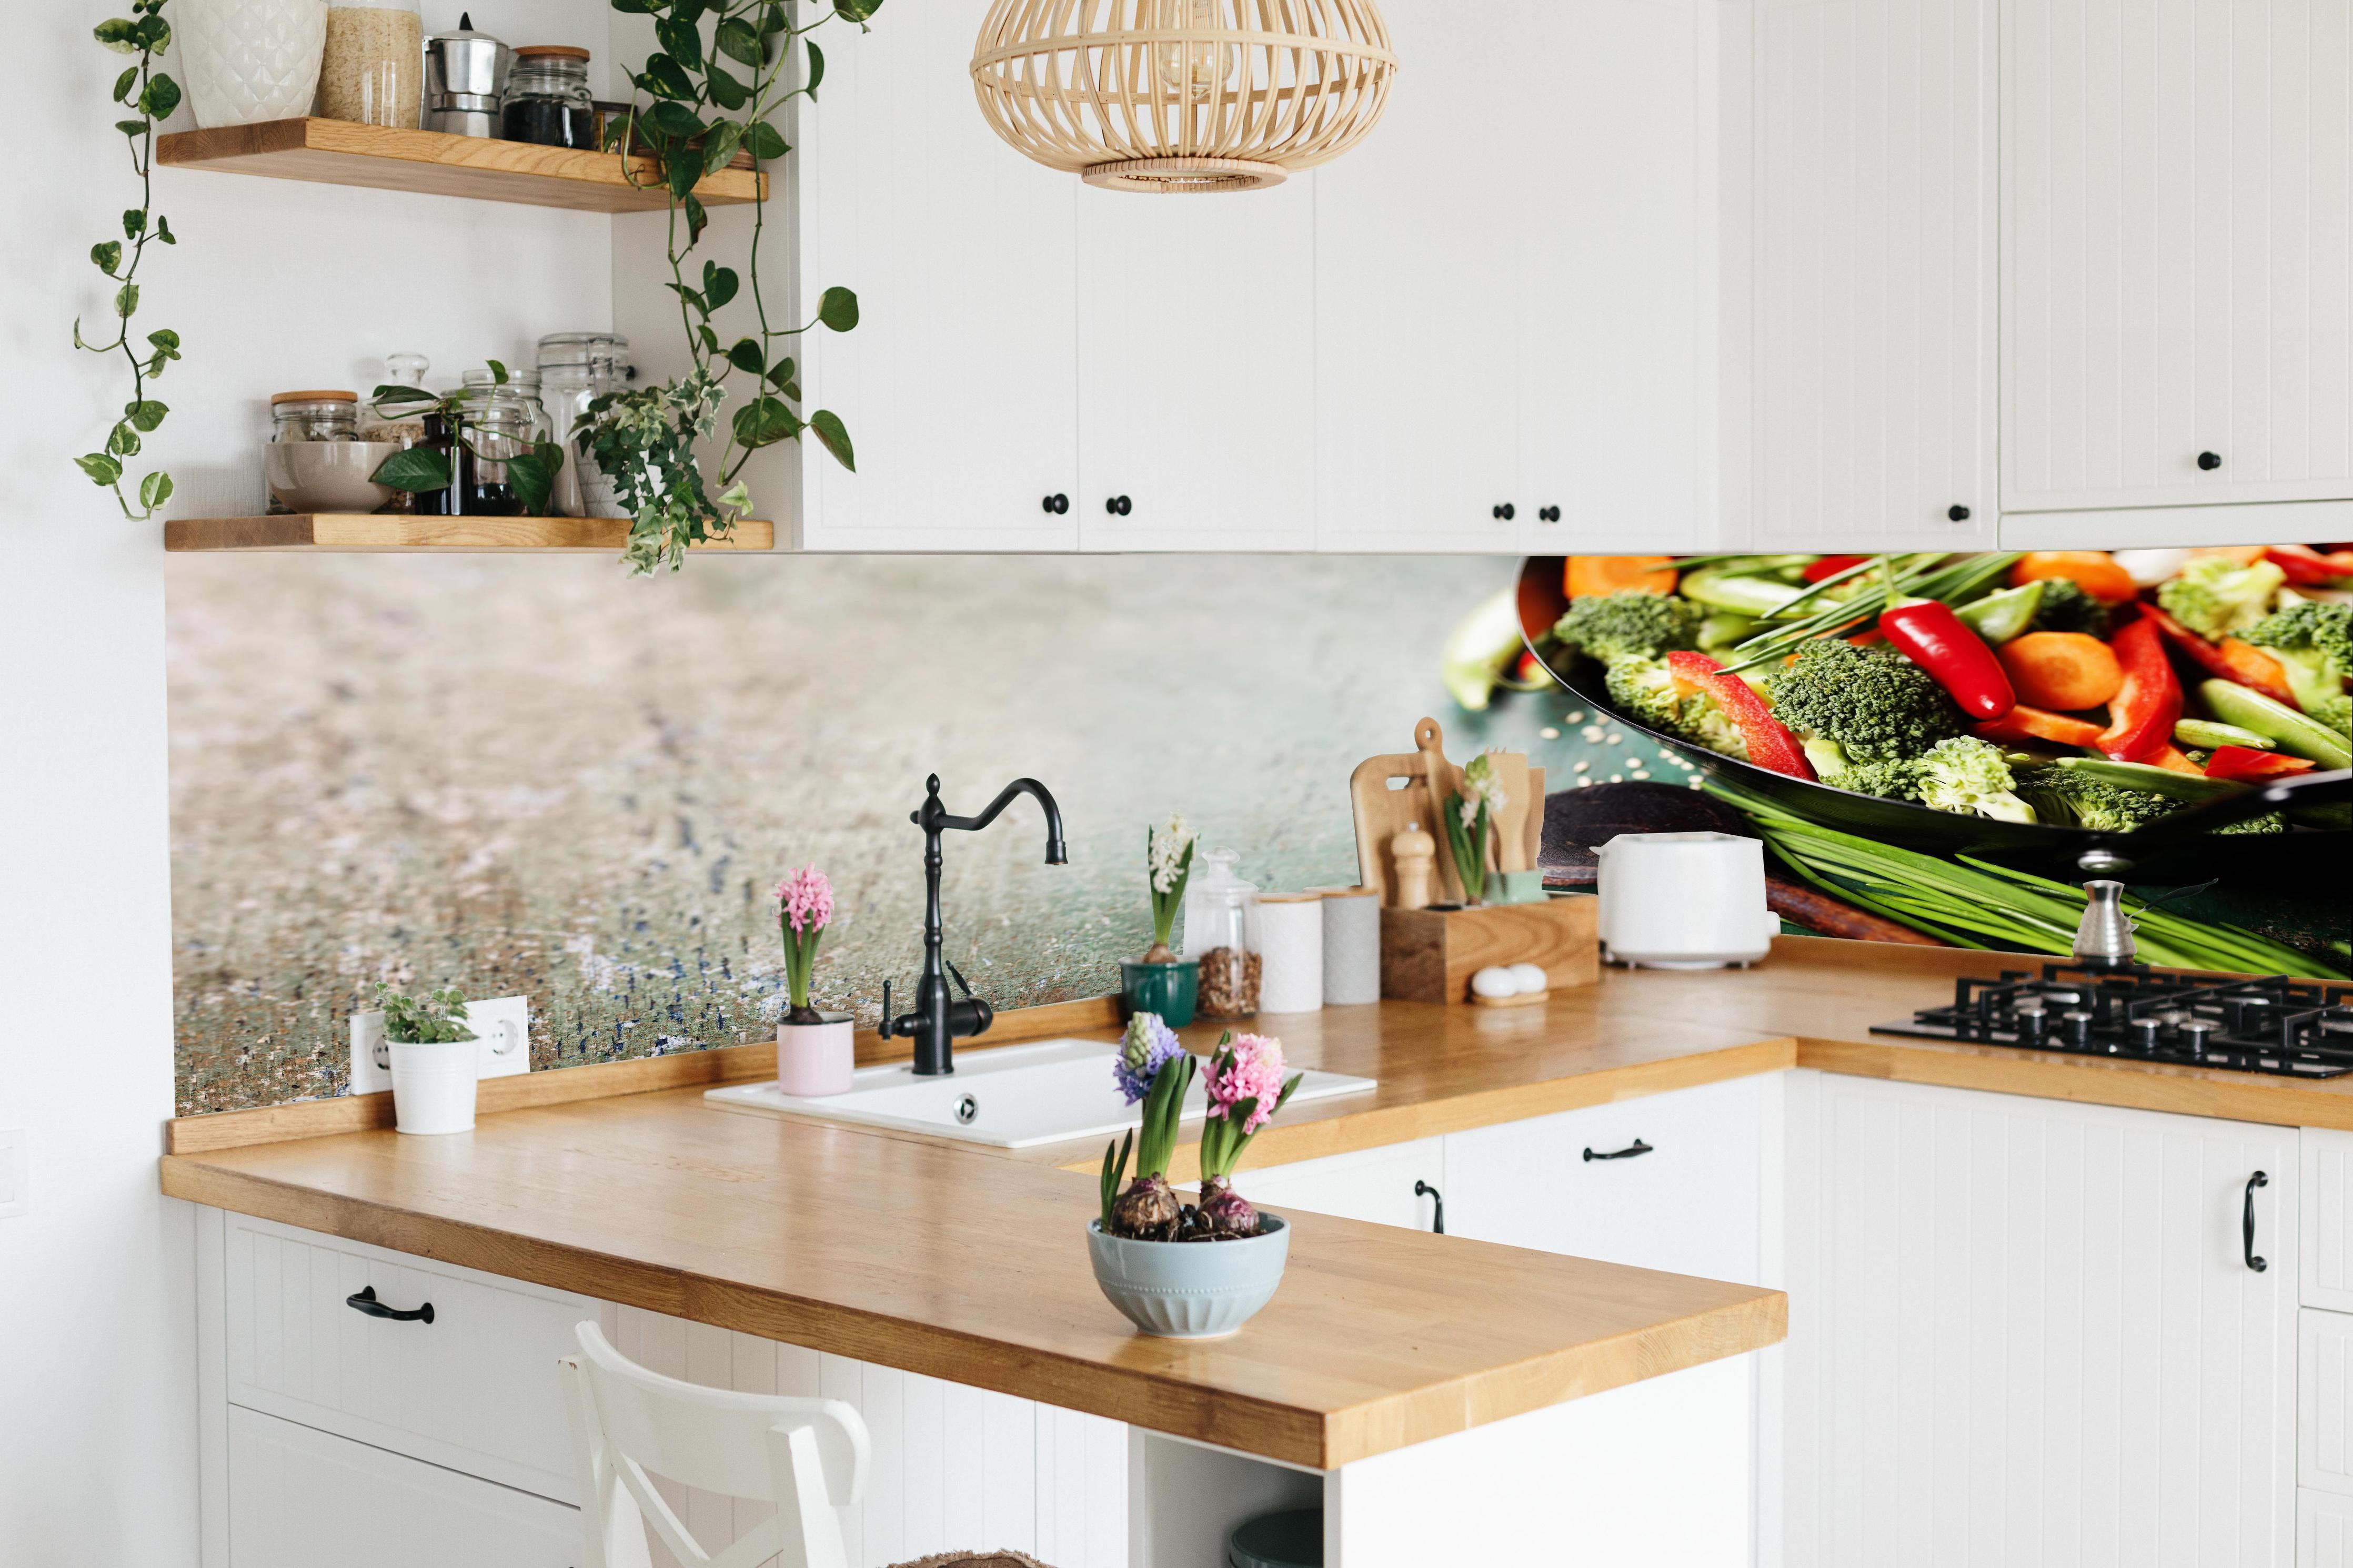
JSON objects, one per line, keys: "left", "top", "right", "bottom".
{"left": 1087, "top": 1018, "right": 1304, "bottom": 1338}
{"left": 772, "top": 865, "right": 851, "bottom": 1096}
{"left": 1120, "top": 817, "right": 1198, "bottom": 1027}
{"left": 376, "top": 982, "right": 479, "bottom": 1135}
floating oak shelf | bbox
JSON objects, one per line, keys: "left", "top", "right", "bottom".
{"left": 156, "top": 118, "right": 763, "bottom": 213}
{"left": 164, "top": 514, "right": 783, "bottom": 553}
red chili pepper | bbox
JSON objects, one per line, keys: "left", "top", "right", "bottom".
{"left": 1665, "top": 651, "right": 1816, "bottom": 779}
{"left": 1876, "top": 600, "right": 2016, "bottom": 721}
{"left": 2202, "top": 745, "right": 2319, "bottom": 782}
{"left": 2264, "top": 544, "right": 2353, "bottom": 585}
{"left": 1973, "top": 704, "right": 2106, "bottom": 750}
{"left": 2096, "top": 612, "right": 2184, "bottom": 762}
{"left": 1802, "top": 554, "right": 1869, "bottom": 583}
{"left": 2143, "top": 604, "right": 2302, "bottom": 709}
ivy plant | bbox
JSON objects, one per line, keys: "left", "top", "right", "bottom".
{"left": 76, "top": 0, "right": 183, "bottom": 520}
{"left": 592, "top": 0, "right": 874, "bottom": 573}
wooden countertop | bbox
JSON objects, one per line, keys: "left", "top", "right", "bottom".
{"left": 158, "top": 936, "right": 2350, "bottom": 1467}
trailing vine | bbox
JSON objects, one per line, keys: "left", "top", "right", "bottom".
{"left": 77, "top": 0, "right": 183, "bottom": 520}
{"left": 591, "top": 0, "right": 874, "bottom": 573}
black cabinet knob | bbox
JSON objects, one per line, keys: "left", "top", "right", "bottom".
{"left": 1492, "top": 503, "right": 1516, "bottom": 521}
{"left": 2198, "top": 451, "right": 2222, "bottom": 471}
{"left": 1104, "top": 495, "right": 1132, "bottom": 516}
{"left": 1539, "top": 505, "right": 1561, "bottom": 523}
{"left": 1948, "top": 503, "right": 1970, "bottom": 522}
{"left": 1041, "top": 493, "right": 1068, "bottom": 515}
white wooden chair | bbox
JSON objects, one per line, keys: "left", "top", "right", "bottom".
{"left": 559, "top": 1320, "right": 871, "bottom": 1568}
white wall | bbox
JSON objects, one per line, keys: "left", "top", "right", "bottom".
{"left": 1, "top": 6, "right": 612, "bottom": 1562}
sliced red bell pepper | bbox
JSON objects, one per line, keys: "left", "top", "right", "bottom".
{"left": 1665, "top": 651, "right": 1816, "bottom": 779}
{"left": 2203, "top": 745, "right": 2319, "bottom": 782}
{"left": 2096, "top": 612, "right": 2184, "bottom": 762}
{"left": 1802, "top": 553, "right": 1869, "bottom": 583}
{"left": 2264, "top": 544, "right": 2353, "bottom": 585}
{"left": 1973, "top": 704, "right": 2106, "bottom": 750}
{"left": 1877, "top": 599, "right": 2016, "bottom": 720}
{"left": 2142, "top": 604, "right": 2302, "bottom": 709}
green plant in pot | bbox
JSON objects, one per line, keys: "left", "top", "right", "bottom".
{"left": 1442, "top": 752, "right": 1510, "bottom": 905}
{"left": 1120, "top": 816, "right": 1198, "bottom": 1027}
{"left": 374, "top": 982, "right": 481, "bottom": 1136}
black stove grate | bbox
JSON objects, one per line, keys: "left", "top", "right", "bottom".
{"left": 1873, "top": 963, "right": 2353, "bottom": 1078}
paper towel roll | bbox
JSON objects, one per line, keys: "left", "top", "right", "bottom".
{"left": 1314, "top": 886, "right": 1381, "bottom": 1005}
{"left": 1256, "top": 893, "right": 1325, "bottom": 1014}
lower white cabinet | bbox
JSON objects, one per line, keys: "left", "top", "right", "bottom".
{"left": 1235, "top": 1136, "right": 1445, "bottom": 1232}
{"left": 2308, "top": 1491, "right": 2353, "bottom": 1568}
{"left": 2309, "top": 1310, "right": 2353, "bottom": 1497}
{"left": 227, "top": 1407, "right": 578, "bottom": 1568}
{"left": 1782, "top": 1070, "right": 2300, "bottom": 1568}
{"left": 2309, "top": 1129, "right": 2353, "bottom": 1313}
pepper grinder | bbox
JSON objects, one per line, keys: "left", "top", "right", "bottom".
{"left": 1391, "top": 822, "right": 1437, "bottom": 911}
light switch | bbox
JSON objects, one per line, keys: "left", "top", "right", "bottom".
{"left": 0, "top": 1129, "right": 25, "bottom": 1218}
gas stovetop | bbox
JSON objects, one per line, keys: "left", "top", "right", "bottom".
{"left": 1873, "top": 964, "right": 2353, "bottom": 1078}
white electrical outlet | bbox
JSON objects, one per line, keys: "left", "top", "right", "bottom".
{"left": 0, "top": 1129, "right": 26, "bottom": 1219}
{"left": 350, "top": 996, "right": 531, "bottom": 1095}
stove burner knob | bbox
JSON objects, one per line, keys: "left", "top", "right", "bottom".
{"left": 2015, "top": 1007, "right": 2048, "bottom": 1043}
{"left": 2131, "top": 1018, "right": 2164, "bottom": 1053}
{"left": 2179, "top": 1018, "right": 2216, "bottom": 1056}
{"left": 2063, "top": 1009, "right": 2095, "bottom": 1047}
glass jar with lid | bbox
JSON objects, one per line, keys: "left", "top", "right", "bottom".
{"left": 460, "top": 367, "right": 555, "bottom": 443}
{"left": 502, "top": 45, "right": 597, "bottom": 148}
{"left": 319, "top": 0, "right": 423, "bottom": 128}
{"left": 270, "top": 390, "right": 362, "bottom": 444}
{"left": 537, "top": 332, "right": 631, "bottom": 517}
{"left": 450, "top": 381, "right": 542, "bottom": 516}
{"left": 358, "top": 354, "right": 431, "bottom": 513}
{"left": 1182, "top": 848, "right": 1261, "bottom": 1018}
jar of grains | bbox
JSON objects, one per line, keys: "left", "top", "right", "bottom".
{"left": 502, "top": 46, "right": 597, "bottom": 148}
{"left": 318, "top": 0, "right": 422, "bottom": 128}
{"left": 1182, "top": 848, "right": 1262, "bottom": 1018}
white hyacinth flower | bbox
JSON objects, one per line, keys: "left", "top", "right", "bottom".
{"left": 1148, "top": 814, "right": 1194, "bottom": 894}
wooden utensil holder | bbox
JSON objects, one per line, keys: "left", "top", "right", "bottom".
{"left": 1379, "top": 897, "right": 1599, "bottom": 1004}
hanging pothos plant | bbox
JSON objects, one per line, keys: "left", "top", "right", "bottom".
{"left": 76, "top": 0, "right": 183, "bottom": 520}
{"left": 592, "top": 0, "right": 874, "bottom": 573}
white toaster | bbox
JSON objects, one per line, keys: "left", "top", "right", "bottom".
{"left": 1594, "top": 831, "right": 1779, "bottom": 968}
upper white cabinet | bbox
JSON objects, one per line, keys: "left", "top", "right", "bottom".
{"left": 2003, "top": 0, "right": 2353, "bottom": 520}
{"left": 1744, "top": 0, "right": 2000, "bottom": 552}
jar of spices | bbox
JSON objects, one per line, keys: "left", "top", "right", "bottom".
{"left": 1182, "top": 849, "right": 1262, "bottom": 1018}
{"left": 450, "top": 380, "right": 542, "bottom": 516}
{"left": 318, "top": 0, "right": 422, "bottom": 128}
{"left": 502, "top": 46, "right": 597, "bottom": 148}
{"left": 537, "top": 332, "right": 631, "bottom": 517}
{"left": 270, "top": 390, "right": 362, "bottom": 443}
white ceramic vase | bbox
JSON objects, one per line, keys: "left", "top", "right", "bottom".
{"left": 178, "top": 0, "right": 328, "bottom": 129}
{"left": 388, "top": 1036, "right": 478, "bottom": 1134}
{"left": 776, "top": 1014, "right": 854, "bottom": 1097}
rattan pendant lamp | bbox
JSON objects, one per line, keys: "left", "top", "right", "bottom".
{"left": 970, "top": 1, "right": 1399, "bottom": 193}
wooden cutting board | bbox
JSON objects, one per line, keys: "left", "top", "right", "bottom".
{"left": 1349, "top": 719, "right": 1536, "bottom": 903}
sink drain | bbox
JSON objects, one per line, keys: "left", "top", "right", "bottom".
{"left": 954, "top": 1095, "right": 979, "bottom": 1125}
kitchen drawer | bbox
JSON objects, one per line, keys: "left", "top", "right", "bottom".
{"left": 1442, "top": 1073, "right": 1766, "bottom": 1283}
{"left": 2308, "top": 1130, "right": 2353, "bottom": 1313}
{"left": 2307, "top": 1490, "right": 2353, "bottom": 1568}
{"left": 223, "top": 1212, "right": 598, "bottom": 1504}
{"left": 2309, "top": 1310, "right": 2353, "bottom": 1496}
{"left": 228, "top": 1406, "right": 579, "bottom": 1568}
{"left": 1231, "top": 1137, "right": 1444, "bottom": 1232}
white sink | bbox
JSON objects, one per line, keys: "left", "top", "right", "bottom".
{"left": 704, "top": 1037, "right": 1378, "bottom": 1150}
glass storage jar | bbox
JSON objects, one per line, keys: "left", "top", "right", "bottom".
{"left": 1182, "top": 849, "right": 1261, "bottom": 1018}
{"left": 450, "top": 382, "right": 542, "bottom": 515}
{"left": 358, "top": 353, "right": 431, "bottom": 513}
{"left": 270, "top": 390, "right": 362, "bottom": 443}
{"left": 537, "top": 332, "right": 631, "bottom": 517}
{"left": 502, "top": 45, "right": 596, "bottom": 148}
{"left": 318, "top": 0, "right": 423, "bottom": 128}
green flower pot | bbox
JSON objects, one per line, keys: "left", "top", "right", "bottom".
{"left": 1120, "top": 958, "right": 1199, "bottom": 1028}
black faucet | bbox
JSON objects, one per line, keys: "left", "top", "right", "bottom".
{"left": 881, "top": 774, "right": 1066, "bottom": 1076}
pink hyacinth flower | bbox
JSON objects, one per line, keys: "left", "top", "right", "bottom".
{"left": 1205, "top": 1033, "right": 1286, "bottom": 1135}
{"left": 776, "top": 865, "right": 834, "bottom": 935}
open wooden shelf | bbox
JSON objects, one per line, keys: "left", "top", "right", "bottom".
{"left": 164, "top": 514, "right": 783, "bottom": 553}
{"left": 157, "top": 118, "right": 764, "bottom": 213}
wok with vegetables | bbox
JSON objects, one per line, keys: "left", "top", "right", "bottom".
{"left": 1513, "top": 547, "right": 2353, "bottom": 880}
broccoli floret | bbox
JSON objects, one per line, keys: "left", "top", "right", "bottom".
{"left": 2241, "top": 600, "right": 2353, "bottom": 734}
{"left": 2013, "top": 765, "right": 2181, "bottom": 833}
{"left": 2215, "top": 812, "right": 2288, "bottom": 836}
{"left": 1913, "top": 737, "right": 2038, "bottom": 823}
{"left": 2156, "top": 555, "right": 2288, "bottom": 640}
{"left": 1554, "top": 591, "right": 1701, "bottom": 663}
{"left": 2030, "top": 577, "right": 2111, "bottom": 636}
{"left": 1605, "top": 655, "right": 1747, "bottom": 760}
{"left": 1796, "top": 735, "right": 1919, "bottom": 800}
{"left": 1763, "top": 638, "right": 1969, "bottom": 764}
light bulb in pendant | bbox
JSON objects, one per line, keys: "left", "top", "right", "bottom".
{"left": 1153, "top": 0, "right": 1235, "bottom": 106}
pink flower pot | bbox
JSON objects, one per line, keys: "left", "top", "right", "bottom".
{"left": 776, "top": 1014, "right": 854, "bottom": 1097}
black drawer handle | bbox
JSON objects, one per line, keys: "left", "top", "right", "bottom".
{"left": 1105, "top": 494, "right": 1131, "bottom": 516}
{"left": 1584, "top": 1138, "right": 1653, "bottom": 1162}
{"left": 2244, "top": 1171, "right": 2268, "bottom": 1272}
{"left": 2198, "top": 450, "right": 2223, "bottom": 471}
{"left": 1538, "top": 505, "right": 1561, "bottom": 522}
{"left": 1041, "top": 493, "right": 1068, "bottom": 514}
{"left": 1414, "top": 1179, "right": 1445, "bottom": 1234}
{"left": 346, "top": 1284, "right": 435, "bottom": 1324}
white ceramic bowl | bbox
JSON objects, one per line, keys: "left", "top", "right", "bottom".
{"left": 266, "top": 441, "right": 406, "bottom": 513}
{"left": 1087, "top": 1215, "right": 1290, "bottom": 1338}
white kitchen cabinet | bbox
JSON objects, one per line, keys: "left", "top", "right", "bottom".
{"left": 2309, "top": 1490, "right": 2353, "bottom": 1568}
{"left": 227, "top": 1407, "right": 579, "bottom": 1568}
{"left": 2309, "top": 1310, "right": 2353, "bottom": 1497}
{"left": 1443, "top": 1074, "right": 1767, "bottom": 1284}
{"left": 2309, "top": 1129, "right": 2353, "bottom": 1313}
{"left": 2002, "top": 0, "right": 2353, "bottom": 523}
{"left": 1234, "top": 1137, "right": 1445, "bottom": 1232}
{"left": 1742, "top": 0, "right": 2000, "bottom": 552}
{"left": 1781, "top": 1071, "right": 2299, "bottom": 1568}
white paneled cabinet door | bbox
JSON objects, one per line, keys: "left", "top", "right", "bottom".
{"left": 793, "top": 3, "right": 1079, "bottom": 551}
{"left": 1075, "top": 180, "right": 1317, "bottom": 552}
{"left": 2004, "top": 0, "right": 2353, "bottom": 521}
{"left": 1231, "top": 1137, "right": 1445, "bottom": 1231}
{"left": 1783, "top": 1072, "right": 2299, "bottom": 1567}
{"left": 1751, "top": 0, "right": 1999, "bottom": 551}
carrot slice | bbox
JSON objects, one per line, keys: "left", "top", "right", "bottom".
{"left": 2011, "top": 550, "right": 2139, "bottom": 604}
{"left": 1973, "top": 704, "right": 2107, "bottom": 749}
{"left": 1996, "top": 631, "right": 2124, "bottom": 711}
{"left": 1566, "top": 555, "right": 1678, "bottom": 599}
{"left": 2140, "top": 745, "right": 2206, "bottom": 775}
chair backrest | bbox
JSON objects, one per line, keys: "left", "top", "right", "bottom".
{"left": 560, "top": 1320, "right": 870, "bottom": 1568}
